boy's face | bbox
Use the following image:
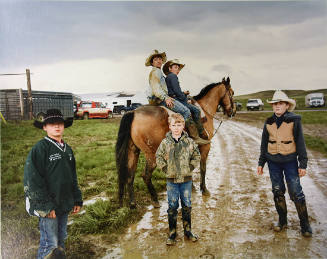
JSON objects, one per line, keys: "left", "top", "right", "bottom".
{"left": 272, "top": 101, "right": 289, "bottom": 117}
{"left": 169, "top": 119, "right": 184, "bottom": 137}
{"left": 152, "top": 56, "right": 163, "bottom": 68}
{"left": 169, "top": 64, "right": 180, "bottom": 75}
{"left": 43, "top": 122, "right": 64, "bottom": 140}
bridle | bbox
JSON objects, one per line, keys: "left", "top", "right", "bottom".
{"left": 199, "top": 82, "right": 234, "bottom": 138}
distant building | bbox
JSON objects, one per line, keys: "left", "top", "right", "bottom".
{"left": 78, "top": 91, "right": 148, "bottom": 110}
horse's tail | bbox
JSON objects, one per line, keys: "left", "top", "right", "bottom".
{"left": 115, "top": 111, "right": 135, "bottom": 205}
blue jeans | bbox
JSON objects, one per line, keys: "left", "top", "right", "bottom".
{"left": 167, "top": 180, "right": 192, "bottom": 211}
{"left": 161, "top": 99, "right": 191, "bottom": 120}
{"left": 183, "top": 102, "right": 201, "bottom": 122}
{"left": 267, "top": 160, "right": 305, "bottom": 202}
{"left": 37, "top": 213, "right": 68, "bottom": 259}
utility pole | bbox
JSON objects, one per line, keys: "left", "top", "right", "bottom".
{"left": 26, "top": 69, "right": 33, "bottom": 119}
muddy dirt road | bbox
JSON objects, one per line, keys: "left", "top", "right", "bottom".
{"left": 103, "top": 120, "right": 327, "bottom": 259}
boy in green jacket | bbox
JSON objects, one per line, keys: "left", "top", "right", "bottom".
{"left": 156, "top": 113, "right": 201, "bottom": 245}
{"left": 24, "top": 109, "right": 83, "bottom": 258}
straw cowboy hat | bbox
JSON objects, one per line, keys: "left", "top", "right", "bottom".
{"left": 163, "top": 59, "right": 185, "bottom": 76}
{"left": 145, "top": 49, "right": 167, "bottom": 67}
{"left": 267, "top": 90, "right": 296, "bottom": 111}
{"left": 34, "top": 109, "right": 73, "bottom": 129}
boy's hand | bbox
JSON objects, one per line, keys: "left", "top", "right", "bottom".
{"left": 298, "top": 168, "right": 306, "bottom": 177}
{"left": 257, "top": 166, "right": 263, "bottom": 175}
{"left": 72, "top": 206, "right": 81, "bottom": 214}
{"left": 165, "top": 97, "right": 174, "bottom": 108}
{"left": 47, "top": 210, "right": 56, "bottom": 218}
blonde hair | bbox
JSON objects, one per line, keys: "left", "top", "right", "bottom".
{"left": 168, "top": 113, "right": 185, "bottom": 125}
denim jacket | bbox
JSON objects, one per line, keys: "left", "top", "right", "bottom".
{"left": 147, "top": 67, "right": 169, "bottom": 104}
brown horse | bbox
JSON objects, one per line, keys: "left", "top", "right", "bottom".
{"left": 116, "top": 77, "right": 234, "bottom": 208}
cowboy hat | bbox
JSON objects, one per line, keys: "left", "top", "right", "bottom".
{"left": 267, "top": 90, "right": 296, "bottom": 111}
{"left": 33, "top": 109, "right": 73, "bottom": 129}
{"left": 145, "top": 49, "right": 167, "bottom": 67}
{"left": 162, "top": 59, "right": 185, "bottom": 76}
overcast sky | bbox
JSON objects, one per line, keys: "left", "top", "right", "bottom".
{"left": 1, "top": 0, "right": 326, "bottom": 96}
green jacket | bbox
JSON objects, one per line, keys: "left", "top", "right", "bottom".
{"left": 24, "top": 136, "right": 83, "bottom": 217}
{"left": 156, "top": 132, "right": 201, "bottom": 183}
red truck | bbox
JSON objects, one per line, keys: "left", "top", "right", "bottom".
{"left": 75, "top": 101, "right": 113, "bottom": 120}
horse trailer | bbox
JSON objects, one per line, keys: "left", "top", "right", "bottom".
{"left": 0, "top": 89, "right": 74, "bottom": 121}
{"left": 305, "top": 93, "right": 325, "bottom": 108}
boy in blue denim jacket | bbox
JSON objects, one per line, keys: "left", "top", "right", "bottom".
{"left": 156, "top": 113, "right": 201, "bottom": 245}
{"left": 24, "top": 109, "right": 83, "bottom": 258}
{"left": 257, "top": 91, "right": 312, "bottom": 237}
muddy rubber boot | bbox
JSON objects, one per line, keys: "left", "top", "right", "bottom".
{"left": 44, "top": 247, "right": 66, "bottom": 259}
{"left": 166, "top": 209, "right": 178, "bottom": 246}
{"left": 182, "top": 207, "right": 198, "bottom": 242}
{"left": 294, "top": 200, "right": 312, "bottom": 237}
{"left": 185, "top": 119, "right": 210, "bottom": 145}
{"left": 273, "top": 195, "right": 288, "bottom": 232}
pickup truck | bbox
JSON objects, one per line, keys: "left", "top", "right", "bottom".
{"left": 75, "top": 101, "right": 113, "bottom": 119}
{"left": 246, "top": 99, "right": 264, "bottom": 111}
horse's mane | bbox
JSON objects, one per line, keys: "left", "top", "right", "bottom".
{"left": 193, "top": 82, "right": 221, "bottom": 101}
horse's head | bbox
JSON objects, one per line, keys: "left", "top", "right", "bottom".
{"left": 219, "top": 77, "right": 235, "bottom": 117}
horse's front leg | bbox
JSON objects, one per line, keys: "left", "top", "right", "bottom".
{"left": 142, "top": 157, "right": 160, "bottom": 208}
{"left": 200, "top": 159, "right": 210, "bottom": 196}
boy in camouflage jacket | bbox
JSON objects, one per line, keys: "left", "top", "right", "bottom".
{"left": 156, "top": 113, "right": 201, "bottom": 245}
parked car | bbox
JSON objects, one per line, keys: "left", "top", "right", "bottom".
{"left": 75, "top": 101, "right": 113, "bottom": 119}
{"left": 246, "top": 99, "right": 264, "bottom": 111}
{"left": 113, "top": 105, "right": 125, "bottom": 114}
{"left": 235, "top": 102, "right": 242, "bottom": 111}
{"left": 119, "top": 103, "right": 143, "bottom": 115}
{"left": 305, "top": 93, "right": 325, "bottom": 107}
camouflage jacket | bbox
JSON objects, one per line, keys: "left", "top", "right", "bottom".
{"left": 156, "top": 132, "right": 201, "bottom": 183}
{"left": 147, "top": 67, "right": 169, "bottom": 104}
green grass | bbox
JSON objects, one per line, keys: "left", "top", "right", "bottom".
{"left": 1, "top": 118, "right": 166, "bottom": 259}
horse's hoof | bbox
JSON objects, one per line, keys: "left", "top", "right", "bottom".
{"left": 201, "top": 189, "right": 211, "bottom": 196}
{"left": 153, "top": 201, "right": 160, "bottom": 208}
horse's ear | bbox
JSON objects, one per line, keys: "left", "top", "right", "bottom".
{"left": 222, "top": 77, "right": 225, "bottom": 82}
{"left": 226, "top": 77, "right": 230, "bottom": 84}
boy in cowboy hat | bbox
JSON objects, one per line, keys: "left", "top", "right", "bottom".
{"left": 156, "top": 113, "right": 200, "bottom": 245}
{"left": 24, "top": 109, "right": 83, "bottom": 258}
{"left": 257, "top": 90, "right": 312, "bottom": 237}
{"left": 145, "top": 50, "right": 209, "bottom": 145}
{"left": 163, "top": 59, "right": 209, "bottom": 145}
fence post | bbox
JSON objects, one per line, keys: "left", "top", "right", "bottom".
{"left": 26, "top": 69, "right": 33, "bottom": 119}
{"left": 18, "top": 88, "right": 24, "bottom": 119}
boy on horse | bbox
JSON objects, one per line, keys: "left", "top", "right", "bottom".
{"left": 163, "top": 59, "right": 209, "bottom": 144}
{"left": 257, "top": 90, "right": 312, "bottom": 237}
{"left": 145, "top": 50, "right": 209, "bottom": 145}
{"left": 156, "top": 113, "right": 200, "bottom": 245}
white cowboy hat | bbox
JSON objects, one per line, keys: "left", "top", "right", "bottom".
{"left": 267, "top": 90, "right": 296, "bottom": 111}
{"left": 145, "top": 50, "right": 167, "bottom": 67}
{"left": 162, "top": 59, "right": 185, "bottom": 76}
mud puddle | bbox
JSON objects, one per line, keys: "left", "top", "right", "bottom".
{"left": 102, "top": 120, "right": 327, "bottom": 259}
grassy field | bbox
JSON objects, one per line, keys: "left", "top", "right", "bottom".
{"left": 1, "top": 118, "right": 166, "bottom": 259}
{"left": 232, "top": 111, "right": 327, "bottom": 156}
{"left": 1, "top": 111, "right": 326, "bottom": 258}
{"left": 234, "top": 89, "right": 327, "bottom": 111}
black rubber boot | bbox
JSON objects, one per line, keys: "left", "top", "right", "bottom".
{"left": 294, "top": 200, "right": 312, "bottom": 237}
{"left": 166, "top": 209, "right": 178, "bottom": 245}
{"left": 44, "top": 247, "right": 66, "bottom": 259}
{"left": 182, "top": 207, "right": 198, "bottom": 242}
{"left": 273, "top": 195, "right": 288, "bottom": 232}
